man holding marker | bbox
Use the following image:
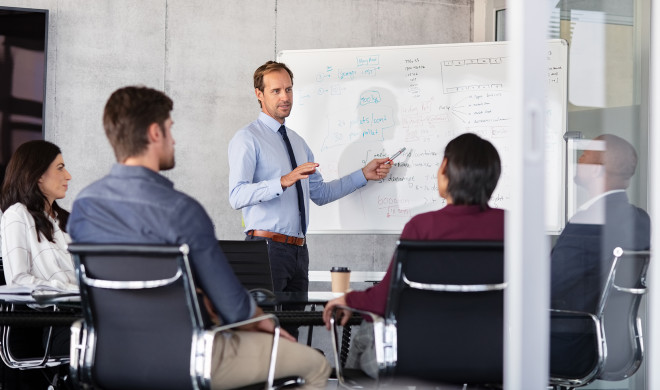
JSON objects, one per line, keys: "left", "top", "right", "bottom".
{"left": 385, "top": 147, "right": 406, "bottom": 165}
{"left": 228, "top": 61, "right": 391, "bottom": 329}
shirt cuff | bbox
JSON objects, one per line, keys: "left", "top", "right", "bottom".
{"left": 267, "top": 178, "right": 285, "bottom": 198}
{"left": 247, "top": 295, "right": 257, "bottom": 319}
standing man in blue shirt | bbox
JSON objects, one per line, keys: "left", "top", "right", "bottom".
{"left": 228, "top": 61, "right": 391, "bottom": 305}
{"left": 68, "top": 86, "right": 331, "bottom": 389}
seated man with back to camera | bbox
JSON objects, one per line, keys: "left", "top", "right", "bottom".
{"left": 322, "top": 133, "right": 505, "bottom": 378}
{"left": 67, "top": 86, "right": 331, "bottom": 389}
{"left": 550, "top": 134, "right": 650, "bottom": 376}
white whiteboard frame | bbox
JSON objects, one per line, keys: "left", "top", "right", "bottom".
{"left": 278, "top": 40, "right": 567, "bottom": 235}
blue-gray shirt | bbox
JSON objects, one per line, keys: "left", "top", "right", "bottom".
{"left": 68, "top": 164, "right": 255, "bottom": 324}
{"left": 228, "top": 112, "right": 367, "bottom": 237}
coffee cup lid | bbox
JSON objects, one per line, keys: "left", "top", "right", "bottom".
{"left": 331, "top": 266, "right": 350, "bottom": 272}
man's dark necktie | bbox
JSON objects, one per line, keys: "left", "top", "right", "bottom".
{"left": 278, "top": 125, "right": 307, "bottom": 234}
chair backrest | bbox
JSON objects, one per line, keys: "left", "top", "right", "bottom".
{"left": 69, "top": 244, "right": 203, "bottom": 390}
{"left": 385, "top": 240, "right": 505, "bottom": 385}
{"left": 218, "top": 240, "right": 273, "bottom": 292}
{"left": 596, "top": 247, "right": 650, "bottom": 381}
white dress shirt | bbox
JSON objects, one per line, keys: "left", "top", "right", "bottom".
{"left": 570, "top": 189, "right": 626, "bottom": 225}
{"left": 0, "top": 203, "right": 77, "bottom": 291}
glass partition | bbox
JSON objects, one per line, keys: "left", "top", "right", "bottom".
{"left": 551, "top": 1, "right": 650, "bottom": 389}
{"left": 488, "top": 0, "right": 651, "bottom": 388}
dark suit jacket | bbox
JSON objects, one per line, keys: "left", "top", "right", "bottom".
{"left": 551, "top": 191, "right": 650, "bottom": 313}
{"left": 550, "top": 191, "right": 650, "bottom": 377}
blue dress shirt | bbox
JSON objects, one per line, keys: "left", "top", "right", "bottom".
{"left": 228, "top": 112, "right": 367, "bottom": 237}
{"left": 68, "top": 164, "right": 255, "bottom": 325}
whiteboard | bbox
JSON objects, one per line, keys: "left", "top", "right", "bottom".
{"left": 278, "top": 40, "right": 567, "bottom": 234}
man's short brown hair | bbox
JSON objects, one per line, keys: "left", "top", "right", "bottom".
{"left": 253, "top": 61, "right": 294, "bottom": 107}
{"left": 103, "top": 86, "right": 173, "bottom": 162}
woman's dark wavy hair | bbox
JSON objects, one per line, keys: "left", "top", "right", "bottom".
{"left": 444, "top": 133, "right": 501, "bottom": 209}
{"left": 0, "top": 140, "right": 69, "bottom": 242}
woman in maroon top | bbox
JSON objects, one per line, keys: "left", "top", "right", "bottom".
{"left": 322, "top": 132, "right": 504, "bottom": 377}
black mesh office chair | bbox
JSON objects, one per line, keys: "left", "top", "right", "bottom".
{"left": 218, "top": 240, "right": 274, "bottom": 294}
{"left": 0, "top": 257, "right": 71, "bottom": 390}
{"left": 330, "top": 240, "right": 505, "bottom": 388}
{"left": 68, "top": 243, "right": 300, "bottom": 390}
{"left": 218, "top": 240, "right": 322, "bottom": 348}
{"left": 549, "top": 247, "right": 650, "bottom": 390}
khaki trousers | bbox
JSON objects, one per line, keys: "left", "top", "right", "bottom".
{"left": 211, "top": 330, "right": 331, "bottom": 389}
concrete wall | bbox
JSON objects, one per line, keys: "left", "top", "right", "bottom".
{"left": 2, "top": 0, "right": 473, "bottom": 278}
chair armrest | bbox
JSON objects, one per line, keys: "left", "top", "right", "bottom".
{"left": 549, "top": 308, "right": 601, "bottom": 340}
{"left": 212, "top": 312, "right": 281, "bottom": 333}
{"left": 199, "top": 313, "right": 281, "bottom": 390}
{"left": 249, "top": 288, "right": 276, "bottom": 299}
{"left": 550, "top": 308, "right": 598, "bottom": 318}
{"left": 330, "top": 305, "right": 382, "bottom": 323}
{"left": 549, "top": 309, "right": 603, "bottom": 386}
{"left": 329, "top": 305, "right": 391, "bottom": 387}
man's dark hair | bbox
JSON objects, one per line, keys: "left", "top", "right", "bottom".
{"left": 253, "top": 61, "right": 294, "bottom": 107}
{"left": 103, "top": 86, "right": 173, "bottom": 162}
{"left": 444, "top": 133, "right": 501, "bottom": 209}
{"left": 0, "top": 140, "right": 69, "bottom": 242}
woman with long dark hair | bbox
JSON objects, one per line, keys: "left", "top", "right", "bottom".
{"left": 0, "top": 140, "right": 76, "bottom": 290}
{"left": 322, "top": 133, "right": 505, "bottom": 377}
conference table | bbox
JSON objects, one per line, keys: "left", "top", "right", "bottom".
{"left": 0, "top": 290, "right": 366, "bottom": 327}
{"left": 0, "top": 309, "right": 80, "bottom": 327}
{"left": 0, "top": 288, "right": 364, "bottom": 366}
{"left": 0, "top": 268, "right": 386, "bottom": 327}
{"left": 255, "top": 291, "right": 363, "bottom": 325}
{"left": 0, "top": 289, "right": 81, "bottom": 327}
{"left": 254, "top": 290, "right": 362, "bottom": 367}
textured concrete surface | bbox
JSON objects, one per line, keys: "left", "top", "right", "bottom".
{"left": 1, "top": 0, "right": 472, "bottom": 362}
{"left": 1, "top": 0, "right": 472, "bottom": 267}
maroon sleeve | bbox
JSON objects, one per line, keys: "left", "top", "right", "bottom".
{"left": 343, "top": 217, "right": 423, "bottom": 316}
{"left": 343, "top": 208, "right": 504, "bottom": 316}
{"left": 344, "top": 258, "right": 394, "bottom": 316}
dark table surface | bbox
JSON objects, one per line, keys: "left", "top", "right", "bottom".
{"left": 0, "top": 291, "right": 356, "bottom": 327}
{"left": 0, "top": 294, "right": 82, "bottom": 326}
{"left": 253, "top": 291, "right": 343, "bottom": 307}
{"left": 254, "top": 291, "right": 364, "bottom": 327}
{"left": 0, "top": 310, "right": 81, "bottom": 326}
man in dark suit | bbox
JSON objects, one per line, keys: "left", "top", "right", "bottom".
{"left": 550, "top": 134, "right": 650, "bottom": 377}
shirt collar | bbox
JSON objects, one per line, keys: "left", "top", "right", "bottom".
{"left": 442, "top": 204, "right": 490, "bottom": 214}
{"left": 576, "top": 189, "right": 626, "bottom": 213}
{"left": 258, "top": 112, "right": 286, "bottom": 133}
{"left": 109, "top": 163, "right": 174, "bottom": 189}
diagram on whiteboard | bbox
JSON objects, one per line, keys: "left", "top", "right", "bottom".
{"left": 279, "top": 40, "right": 567, "bottom": 234}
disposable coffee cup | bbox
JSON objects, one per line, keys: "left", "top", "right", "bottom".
{"left": 330, "top": 266, "right": 351, "bottom": 293}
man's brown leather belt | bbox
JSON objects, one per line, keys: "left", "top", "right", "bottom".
{"left": 247, "top": 230, "right": 305, "bottom": 246}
